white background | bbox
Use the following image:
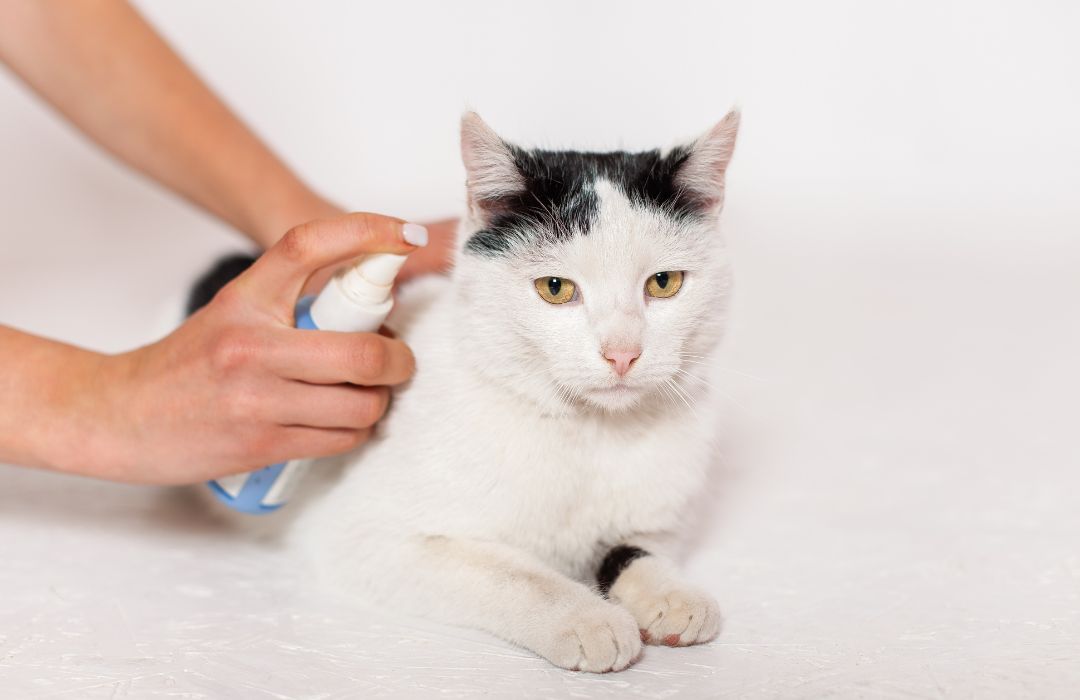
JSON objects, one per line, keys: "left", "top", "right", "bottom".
{"left": 1, "top": 1, "right": 1078, "bottom": 697}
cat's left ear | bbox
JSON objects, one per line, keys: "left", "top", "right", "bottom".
{"left": 674, "top": 109, "right": 740, "bottom": 213}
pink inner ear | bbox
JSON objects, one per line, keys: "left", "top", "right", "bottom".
{"left": 460, "top": 112, "right": 525, "bottom": 213}
{"left": 675, "top": 110, "right": 740, "bottom": 212}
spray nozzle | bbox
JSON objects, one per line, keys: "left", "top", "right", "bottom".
{"left": 336, "top": 253, "right": 407, "bottom": 305}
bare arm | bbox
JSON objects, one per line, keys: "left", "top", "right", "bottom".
{"left": 0, "top": 216, "right": 424, "bottom": 484}
{"left": 0, "top": 2, "right": 457, "bottom": 482}
{"left": 0, "top": 0, "right": 336, "bottom": 246}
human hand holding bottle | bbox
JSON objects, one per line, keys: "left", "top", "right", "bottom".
{"left": 65, "top": 214, "right": 425, "bottom": 484}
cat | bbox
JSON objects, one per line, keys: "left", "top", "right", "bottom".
{"left": 193, "top": 110, "right": 739, "bottom": 672}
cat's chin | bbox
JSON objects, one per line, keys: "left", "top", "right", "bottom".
{"left": 580, "top": 383, "right": 648, "bottom": 413}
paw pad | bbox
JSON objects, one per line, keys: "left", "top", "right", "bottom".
{"left": 617, "top": 584, "right": 722, "bottom": 647}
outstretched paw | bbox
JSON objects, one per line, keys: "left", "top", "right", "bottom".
{"left": 540, "top": 600, "right": 643, "bottom": 672}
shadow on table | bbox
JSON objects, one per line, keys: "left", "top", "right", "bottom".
{"left": 0, "top": 464, "right": 241, "bottom": 538}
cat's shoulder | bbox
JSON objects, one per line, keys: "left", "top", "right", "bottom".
{"left": 385, "top": 274, "right": 453, "bottom": 338}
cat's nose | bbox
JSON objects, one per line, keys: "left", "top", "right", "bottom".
{"left": 603, "top": 347, "right": 641, "bottom": 377}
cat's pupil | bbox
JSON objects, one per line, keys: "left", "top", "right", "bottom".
{"left": 655, "top": 272, "right": 669, "bottom": 289}
{"left": 548, "top": 278, "right": 562, "bottom": 296}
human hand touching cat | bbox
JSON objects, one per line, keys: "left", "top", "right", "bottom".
{"left": 73, "top": 214, "right": 424, "bottom": 484}
{"left": 298, "top": 216, "right": 457, "bottom": 295}
{"left": 398, "top": 218, "right": 456, "bottom": 281}
{"left": 0, "top": 1, "right": 457, "bottom": 486}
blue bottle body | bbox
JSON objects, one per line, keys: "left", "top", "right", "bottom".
{"left": 207, "top": 295, "right": 318, "bottom": 515}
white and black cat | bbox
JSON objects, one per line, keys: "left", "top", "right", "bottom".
{"left": 192, "top": 111, "right": 739, "bottom": 672}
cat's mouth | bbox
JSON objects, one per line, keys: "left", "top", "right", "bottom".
{"left": 580, "top": 381, "right": 649, "bottom": 411}
{"left": 591, "top": 383, "right": 635, "bottom": 394}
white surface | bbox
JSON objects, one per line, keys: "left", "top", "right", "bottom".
{"left": 2, "top": 1, "right": 1079, "bottom": 697}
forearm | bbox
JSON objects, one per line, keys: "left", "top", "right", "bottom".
{"left": 0, "top": 0, "right": 336, "bottom": 247}
{"left": 0, "top": 326, "right": 124, "bottom": 477}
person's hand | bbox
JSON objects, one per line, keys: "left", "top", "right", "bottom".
{"left": 84, "top": 213, "right": 426, "bottom": 485}
{"left": 399, "top": 218, "right": 456, "bottom": 280}
{"left": 300, "top": 216, "right": 457, "bottom": 295}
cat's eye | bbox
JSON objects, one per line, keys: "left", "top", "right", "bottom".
{"left": 645, "top": 271, "right": 684, "bottom": 298}
{"left": 535, "top": 276, "right": 577, "bottom": 304}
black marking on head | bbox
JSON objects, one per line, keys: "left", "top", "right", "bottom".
{"left": 596, "top": 545, "right": 650, "bottom": 597}
{"left": 186, "top": 253, "right": 256, "bottom": 316}
{"left": 465, "top": 145, "right": 705, "bottom": 257}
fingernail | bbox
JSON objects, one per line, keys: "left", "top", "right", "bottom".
{"left": 403, "top": 223, "right": 428, "bottom": 247}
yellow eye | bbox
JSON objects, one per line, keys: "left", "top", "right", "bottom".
{"left": 535, "top": 276, "right": 577, "bottom": 304}
{"left": 645, "top": 271, "right": 684, "bottom": 298}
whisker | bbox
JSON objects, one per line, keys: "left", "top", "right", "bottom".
{"left": 657, "top": 381, "right": 681, "bottom": 411}
{"left": 664, "top": 377, "right": 698, "bottom": 418}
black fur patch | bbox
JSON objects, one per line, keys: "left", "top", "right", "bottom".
{"left": 465, "top": 145, "right": 703, "bottom": 257}
{"left": 596, "top": 545, "right": 650, "bottom": 596}
{"left": 185, "top": 253, "right": 257, "bottom": 316}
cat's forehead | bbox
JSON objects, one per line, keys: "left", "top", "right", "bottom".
{"left": 465, "top": 146, "right": 704, "bottom": 258}
{"left": 562, "top": 180, "right": 707, "bottom": 271}
{"left": 502, "top": 178, "right": 711, "bottom": 283}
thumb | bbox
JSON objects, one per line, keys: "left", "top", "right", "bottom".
{"left": 237, "top": 213, "right": 427, "bottom": 319}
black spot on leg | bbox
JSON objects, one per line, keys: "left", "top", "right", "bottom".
{"left": 596, "top": 545, "right": 650, "bottom": 597}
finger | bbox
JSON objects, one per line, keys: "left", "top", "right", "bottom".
{"left": 398, "top": 218, "right": 457, "bottom": 281}
{"left": 273, "top": 425, "right": 374, "bottom": 462}
{"left": 272, "top": 382, "right": 390, "bottom": 430}
{"left": 265, "top": 328, "right": 416, "bottom": 386}
{"left": 240, "top": 213, "right": 428, "bottom": 317}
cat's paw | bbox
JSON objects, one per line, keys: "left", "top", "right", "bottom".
{"left": 616, "top": 584, "right": 722, "bottom": 647}
{"left": 539, "top": 600, "right": 642, "bottom": 673}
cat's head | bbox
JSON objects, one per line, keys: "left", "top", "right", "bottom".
{"left": 452, "top": 111, "right": 739, "bottom": 415}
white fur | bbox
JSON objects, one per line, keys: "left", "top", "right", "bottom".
{"left": 287, "top": 115, "right": 738, "bottom": 672}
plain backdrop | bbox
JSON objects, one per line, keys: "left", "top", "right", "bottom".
{"left": 1, "top": 1, "right": 1078, "bottom": 697}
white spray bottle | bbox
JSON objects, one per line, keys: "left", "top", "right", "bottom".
{"left": 208, "top": 253, "right": 408, "bottom": 514}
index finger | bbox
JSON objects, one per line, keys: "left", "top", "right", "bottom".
{"left": 240, "top": 213, "right": 428, "bottom": 318}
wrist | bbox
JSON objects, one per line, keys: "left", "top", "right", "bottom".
{"left": 44, "top": 348, "right": 140, "bottom": 481}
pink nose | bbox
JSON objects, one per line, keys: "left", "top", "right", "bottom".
{"left": 604, "top": 348, "right": 641, "bottom": 377}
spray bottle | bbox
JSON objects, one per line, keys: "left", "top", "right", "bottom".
{"left": 208, "top": 252, "right": 408, "bottom": 514}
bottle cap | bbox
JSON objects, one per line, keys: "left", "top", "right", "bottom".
{"left": 308, "top": 253, "right": 407, "bottom": 332}
{"left": 337, "top": 253, "right": 407, "bottom": 305}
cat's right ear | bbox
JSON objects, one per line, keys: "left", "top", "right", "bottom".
{"left": 461, "top": 112, "right": 525, "bottom": 222}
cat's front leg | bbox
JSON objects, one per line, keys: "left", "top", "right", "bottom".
{"left": 328, "top": 534, "right": 642, "bottom": 672}
{"left": 597, "top": 539, "right": 721, "bottom": 647}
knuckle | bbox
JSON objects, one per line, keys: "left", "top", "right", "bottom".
{"left": 351, "top": 388, "right": 389, "bottom": 427}
{"left": 210, "top": 281, "right": 246, "bottom": 313}
{"left": 348, "top": 212, "right": 401, "bottom": 248}
{"left": 348, "top": 213, "right": 379, "bottom": 244}
{"left": 277, "top": 225, "right": 315, "bottom": 263}
{"left": 210, "top": 327, "right": 260, "bottom": 373}
{"left": 351, "top": 336, "right": 388, "bottom": 380}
